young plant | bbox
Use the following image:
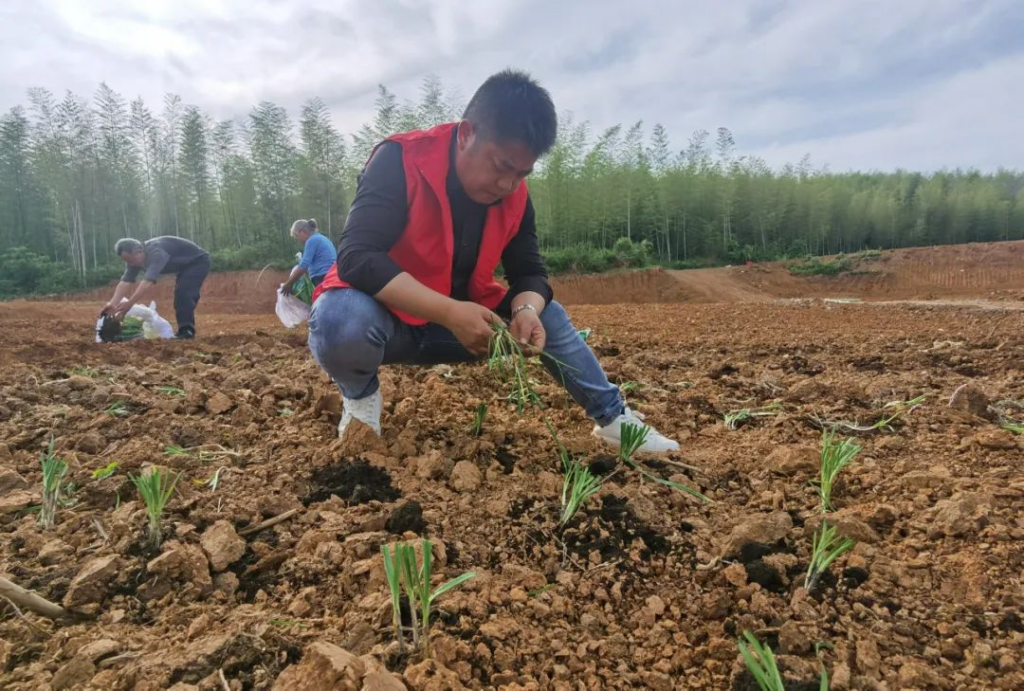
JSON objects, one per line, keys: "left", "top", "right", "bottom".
{"left": 618, "top": 423, "right": 712, "bottom": 503}
{"left": 737, "top": 630, "right": 785, "bottom": 691}
{"left": 1003, "top": 422, "right": 1023, "bottom": 435}
{"left": 129, "top": 467, "right": 181, "bottom": 548}
{"left": 381, "top": 543, "right": 407, "bottom": 652}
{"left": 164, "top": 445, "right": 191, "bottom": 457}
{"left": 156, "top": 385, "right": 186, "bottom": 397}
{"left": 723, "top": 403, "right": 782, "bottom": 430}
{"left": 620, "top": 380, "right": 643, "bottom": 395}
{"left": 39, "top": 440, "right": 68, "bottom": 529}
{"left": 395, "top": 539, "right": 476, "bottom": 658}
{"left": 104, "top": 400, "right": 129, "bottom": 416}
{"left": 470, "top": 403, "right": 487, "bottom": 437}
{"left": 804, "top": 520, "right": 855, "bottom": 591}
{"left": 817, "top": 430, "right": 861, "bottom": 512}
{"left": 560, "top": 448, "right": 603, "bottom": 526}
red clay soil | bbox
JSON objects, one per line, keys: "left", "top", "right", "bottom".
{"left": 0, "top": 243, "right": 1022, "bottom": 690}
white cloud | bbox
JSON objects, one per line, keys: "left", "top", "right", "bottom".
{"left": 0, "top": 0, "right": 1020, "bottom": 171}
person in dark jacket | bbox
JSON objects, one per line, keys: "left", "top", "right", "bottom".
{"left": 103, "top": 236, "right": 211, "bottom": 339}
{"left": 307, "top": 70, "right": 679, "bottom": 453}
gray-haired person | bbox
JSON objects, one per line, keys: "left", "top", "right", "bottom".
{"left": 280, "top": 219, "right": 338, "bottom": 295}
{"left": 103, "top": 236, "right": 211, "bottom": 339}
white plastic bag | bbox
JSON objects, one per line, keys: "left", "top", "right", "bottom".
{"left": 127, "top": 301, "right": 176, "bottom": 339}
{"left": 276, "top": 286, "right": 310, "bottom": 328}
{"left": 96, "top": 300, "right": 175, "bottom": 342}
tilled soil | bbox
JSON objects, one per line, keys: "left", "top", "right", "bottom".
{"left": 0, "top": 299, "right": 1022, "bottom": 690}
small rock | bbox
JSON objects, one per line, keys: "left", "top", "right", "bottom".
{"left": 778, "top": 620, "right": 813, "bottom": 655}
{"left": 830, "top": 662, "right": 851, "bottom": 690}
{"left": 403, "top": 659, "right": 466, "bottom": 691}
{"left": 645, "top": 595, "right": 666, "bottom": 616}
{"left": 450, "top": 461, "right": 482, "bottom": 492}
{"left": 924, "top": 492, "right": 990, "bottom": 538}
{"left": 415, "top": 452, "right": 447, "bottom": 480}
{"left": 0, "top": 470, "right": 29, "bottom": 493}
{"left": 339, "top": 419, "right": 388, "bottom": 455}
{"left": 973, "top": 429, "right": 1017, "bottom": 450}
{"left": 722, "top": 563, "right": 748, "bottom": 587}
{"left": 75, "top": 431, "right": 105, "bottom": 454}
{"left": 147, "top": 541, "right": 213, "bottom": 597}
{"left": 288, "top": 587, "right": 317, "bottom": 618}
{"left": 807, "top": 512, "right": 880, "bottom": 543}
{"left": 77, "top": 639, "right": 120, "bottom": 662}
{"left": 67, "top": 375, "right": 95, "bottom": 391}
{"left": 855, "top": 638, "right": 881, "bottom": 678}
{"left": 362, "top": 667, "right": 407, "bottom": 690}
{"left": 948, "top": 384, "right": 991, "bottom": 418}
{"left": 898, "top": 660, "right": 950, "bottom": 689}
{"left": 272, "top": 642, "right": 365, "bottom": 691}
{"left": 51, "top": 655, "right": 96, "bottom": 690}
{"left": 721, "top": 511, "right": 793, "bottom": 558}
{"left": 766, "top": 445, "right": 818, "bottom": 475}
{"left": 64, "top": 555, "right": 120, "bottom": 609}
{"left": 200, "top": 520, "right": 246, "bottom": 572}
{"left": 0, "top": 489, "right": 36, "bottom": 515}
{"left": 313, "top": 392, "right": 342, "bottom": 419}
{"left": 213, "top": 571, "right": 239, "bottom": 596}
{"left": 205, "top": 392, "right": 234, "bottom": 415}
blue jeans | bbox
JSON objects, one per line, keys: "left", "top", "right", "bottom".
{"left": 307, "top": 289, "right": 625, "bottom": 427}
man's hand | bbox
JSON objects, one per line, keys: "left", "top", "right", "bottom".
{"left": 279, "top": 283, "right": 293, "bottom": 296}
{"left": 111, "top": 300, "right": 134, "bottom": 320}
{"left": 101, "top": 301, "right": 115, "bottom": 317}
{"left": 510, "top": 307, "right": 546, "bottom": 355}
{"left": 443, "top": 301, "right": 502, "bottom": 356}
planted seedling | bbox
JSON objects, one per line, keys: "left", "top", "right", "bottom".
{"left": 737, "top": 630, "right": 785, "bottom": 691}
{"left": 104, "top": 400, "right": 130, "bottom": 416}
{"left": 723, "top": 402, "right": 782, "bottom": 430}
{"left": 805, "top": 520, "right": 855, "bottom": 591}
{"left": 164, "top": 445, "right": 190, "bottom": 457}
{"left": 381, "top": 543, "right": 407, "bottom": 652}
{"left": 816, "top": 430, "right": 861, "bottom": 513}
{"left": 91, "top": 461, "right": 118, "bottom": 480}
{"left": 69, "top": 366, "right": 99, "bottom": 379}
{"left": 1003, "top": 422, "right": 1023, "bottom": 435}
{"left": 39, "top": 439, "right": 68, "bottom": 529}
{"left": 192, "top": 466, "right": 227, "bottom": 491}
{"left": 812, "top": 394, "right": 925, "bottom": 433}
{"left": 620, "top": 380, "right": 644, "bottom": 395}
{"left": 618, "top": 423, "right": 712, "bottom": 503}
{"left": 392, "top": 539, "right": 475, "bottom": 658}
{"left": 156, "top": 385, "right": 186, "bottom": 397}
{"left": 129, "top": 467, "right": 181, "bottom": 548}
{"left": 470, "top": 403, "right": 487, "bottom": 437}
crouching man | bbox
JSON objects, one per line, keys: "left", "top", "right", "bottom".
{"left": 307, "top": 70, "right": 678, "bottom": 453}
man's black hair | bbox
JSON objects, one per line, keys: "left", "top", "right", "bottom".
{"left": 462, "top": 69, "right": 557, "bottom": 157}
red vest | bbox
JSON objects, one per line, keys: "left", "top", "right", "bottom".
{"left": 313, "top": 123, "right": 528, "bottom": 326}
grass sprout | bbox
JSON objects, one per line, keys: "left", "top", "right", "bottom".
{"left": 620, "top": 380, "right": 644, "bottom": 394}
{"left": 104, "top": 400, "right": 130, "bottom": 416}
{"left": 156, "top": 385, "right": 186, "bottom": 397}
{"left": 559, "top": 430, "right": 603, "bottom": 525}
{"left": 813, "top": 394, "right": 925, "bottom": 433}
{"left": 91, "top": 461, "right": 118, "bottom": 480}
{"left": 723, "top": 402, "right": 782, "bottom": 430}
{"left": 386, "top": 539, "right": 476, "bottom": 658}
{"left": 618, "top": 423, "right": 712, "bottom": 503}
{"left": 39, "top": 439, "right": 68, "bottom": 529}
{"left": 470, "top": 403, "right": 487, "bottom": 437}
{"left": 816, "top": 430, "right": 861, "bottom": 513}
{"left": 164, "top": 445, "right": 190, "bottom": 457}
{"left": 69, "top": 366, "right": 99, "bottom": 378}
{"left": 488, "top": 323, "right": 542, "bottom": 413}
{"left": 1002, "top": 422, "right": 1023, "bottom": 435}
{"left": 129, "top": 467, "right": 181, "bottom": 548}
{"left": 805, "top": 520, "right": 855, "bottom": 591}
{"left": 737, "top": 631, "right": 784, "bottom": 691}
{"left": 192, "top": 466, "right": 227, "bottom": 491}
{"left": 381, "top": 543, "right": 407, "bottom": 652}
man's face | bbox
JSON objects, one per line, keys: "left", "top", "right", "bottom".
{"left": 454, "top": 121, "right": 537, "bottom": 205}
{"left": 120, "top": 249, "right": 145, "bottom": 268}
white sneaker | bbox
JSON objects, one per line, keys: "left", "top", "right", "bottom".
{"left": 593, "top": 408, "right": 680, "bottom": 454}
{"left": 338, "top": 390, "right": 383, "bottom": 437}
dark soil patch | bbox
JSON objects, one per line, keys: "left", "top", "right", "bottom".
{"left": 562, "top": 495, "right": 670, "bottom": 565}
{"left": 303, "top": 459, "right": 400, "bottom": 505}
{"left": 745, "top": 559, "right": 786, "bottom": 593}
{"left": 387, "top": 500, "right": 426, "bottom": 535}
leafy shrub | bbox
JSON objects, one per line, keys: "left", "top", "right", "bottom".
{"left": 788, "top": 254, "right": 852, "bottom": 276}
{"left": 0, "top": 247, "right": 120, "bottom": 299}
{"left": 210, "top": 241, "right": 296, "bottom": 272}
{"left": 542, "top": 238, "right": 653, "bottom": 275}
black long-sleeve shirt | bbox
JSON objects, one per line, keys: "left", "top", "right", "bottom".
{"left": 336, "top": 130, "right": 552, "bottom": 314}
{"left": 120, "top": 236, "right": 209, "bottom": 283}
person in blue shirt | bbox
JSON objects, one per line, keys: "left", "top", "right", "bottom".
{"left": 280, "top": 219, "right": 337, "bottom": 294}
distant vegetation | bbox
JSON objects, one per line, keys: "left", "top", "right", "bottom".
{"left": 1, "top": 75, "right": 1021, "bottom": 298}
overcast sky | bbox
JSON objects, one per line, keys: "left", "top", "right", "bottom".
{"left": 2, "top": 0, "right": 1021, "bottom": 172}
